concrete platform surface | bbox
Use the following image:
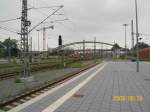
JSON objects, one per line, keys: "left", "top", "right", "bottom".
{"left": 8, "top": 61, "right": 150, "bottom": 112}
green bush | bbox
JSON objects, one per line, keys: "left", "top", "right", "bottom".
{"left": 15, "top": 79, "right": 22, "bottom": 83}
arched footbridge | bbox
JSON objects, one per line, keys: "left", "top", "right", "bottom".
{"left": 53, "top": 41, "right": 114, "bottom": 51}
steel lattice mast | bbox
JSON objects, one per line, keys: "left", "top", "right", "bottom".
{"left": 20, "top": 0, "right": 31, "bottom": 77}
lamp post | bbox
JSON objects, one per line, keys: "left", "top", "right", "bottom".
{"left": 123, "top": 24, "right": 128, "bottom": 57}
{"left": 94, "top": 37, "right": 96, "bottom": 61}
{"left": 131, "top": 20, "right": 134, "bottom": 50}
{"left": 47, "top": 37, "right": 51, "bottom": 58}
{"left": 135, "top": 0, "right": 139, "bottom": 72}
{"left": 38, "top": 31, "right": 40, "bottom": 52}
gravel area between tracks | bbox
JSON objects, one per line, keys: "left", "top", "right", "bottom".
{"left": 0, "top": 68, "right": 79, "bottom": 101}
{"left": 0, "top": 60, "right": 96, "bottom": 102}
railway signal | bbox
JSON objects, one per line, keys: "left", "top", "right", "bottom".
{"left": 58, "top": 35, "right": 62, "bottom": 46}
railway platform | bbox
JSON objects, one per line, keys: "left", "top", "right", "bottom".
{"left": 4, "top": 61, "right": 150, "bottom": 112}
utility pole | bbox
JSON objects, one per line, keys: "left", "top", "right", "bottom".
{"left": 20, "top": 0, "right": 31, "bottom": 77}
{"left": 101, "top": 44, "right": 103, "bottom": 58}
{"left": 83, "top": 40, "right": 85, "bottom": 60}
{"left": 38, "top": 31, "right": 40, "bottom": 52}
{"left": 47, "top": 39, "right": 48, "bottom": 56}
{"left": 94, "top": 37, "right": 96, "bottom": 61}
{"left": 29, "top": 36, "right": 32, "bottom": 63}
{"left": 8, "top": 37, "right": 11, "bottom": 63}
{"left": 131, "top": 20, "right": 134, "bottom": 49}
{"left": 135, "top": 0, "right": 139, "bottom": 72}
{"left": 47, "top": 38, "right": 50, "bottom": 58}
{"left": 131, "top": 20, "right": 135, "bottom": 57}
{"left": 43, "top": 28, "right": 46, "bottom": 51}
{"left": 123, "top": 24, "right": 128, "bottom": 57}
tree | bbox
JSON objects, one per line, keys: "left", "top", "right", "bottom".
{"left": 2, "top": 38, "right": 19, "bottom": 57}
{"left": 0, "top": 41, "right": 5, "bottom": 57}
{"left": 133, "top": 42, "right": 149, "bottom": 50}
{"left": 111, "top": 43, "right": 121, "bottom": 51}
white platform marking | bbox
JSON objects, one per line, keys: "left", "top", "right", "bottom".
{"left": 8, "top": 63, "right": 104, "bottom": 112}
{"left": 42, "top": 63, "right": 107, "bottom": 112}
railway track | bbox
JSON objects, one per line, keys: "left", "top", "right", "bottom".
{"left": 0, "top": 73, "right": 17, "bottom": 79}
{"left": 0, "top": 62, "right": 65, "bottom": 80}
{"left": 0, "top": 63, "right": 98, "bottom": 111}
{"left": 0, "top": 59, "right": 80, "bottom": 80}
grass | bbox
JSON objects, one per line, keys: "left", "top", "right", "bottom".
{"left": 68, "top": 62, "right": 83, "bottom": 68}
{"left": 0, "top": 57, "right": 80, "bottom": 75}
{"left": 15, "top": 78, "right": 23, "bottom": 83}
{"left": 0, "top": 57, "right": 105, "bottom": 75}
{"left": 140, "top": 59, "right": 150, "bottom": 62}
{"left": 0, "top": 63, "right": 20, "bottom": 69}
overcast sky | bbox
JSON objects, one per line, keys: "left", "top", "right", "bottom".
{"left": 0, "top": 0, "right": 150, "bottom": 50}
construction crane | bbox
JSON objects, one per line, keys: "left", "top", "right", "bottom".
{"left": 37, "top": 25, "right": 54, "bottom": 51}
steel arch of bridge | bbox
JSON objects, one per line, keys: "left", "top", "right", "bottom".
{"left": 54, "top": 41, "right": 114, "bottom": 51}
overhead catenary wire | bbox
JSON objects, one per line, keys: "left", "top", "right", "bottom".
{"left": 43, "top": 18, "right": 69, "bottom": 24}
{"left": 27, "top": 3, "right": 64, "bottom": 17}
{"left": 139, "top": 33, "right": 150, "bottom": 37}
{"left": 0, "top": 32, "right": 19, "bottom": 37}
{"left": 0, "top": 1, "right": 68, "bottom": 41}
{"left": 28, "top": 4, "right": 50, "bottom": 17}
{"left": 37, "top": 0, "right": 54, "bottom": 8}
{"left": 29, "top": 5, "right": 64, "bottom": 33}
{"left": 0, "top": 5, "right": 64, "bottom": 35}
{"left": 28, "top": 6, "right": 62, "bottom": 10}
{"left": 28, "top": 2, "right": 62, "bottom": 19}
{"left": 0, "top": 26, "right": 20, "bottom": 34}
{"left": 28, "top": 4, "right": 64, "bottom": 22}
{"left": 133, "top": 32, "right": 150, "bottom": 37}
{"left": 0, "top": 17, "right": 21, "bottom": 23}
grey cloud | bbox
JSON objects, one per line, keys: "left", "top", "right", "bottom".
{"left": 0, "top": 0, "right": 150, "bottom": 49}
